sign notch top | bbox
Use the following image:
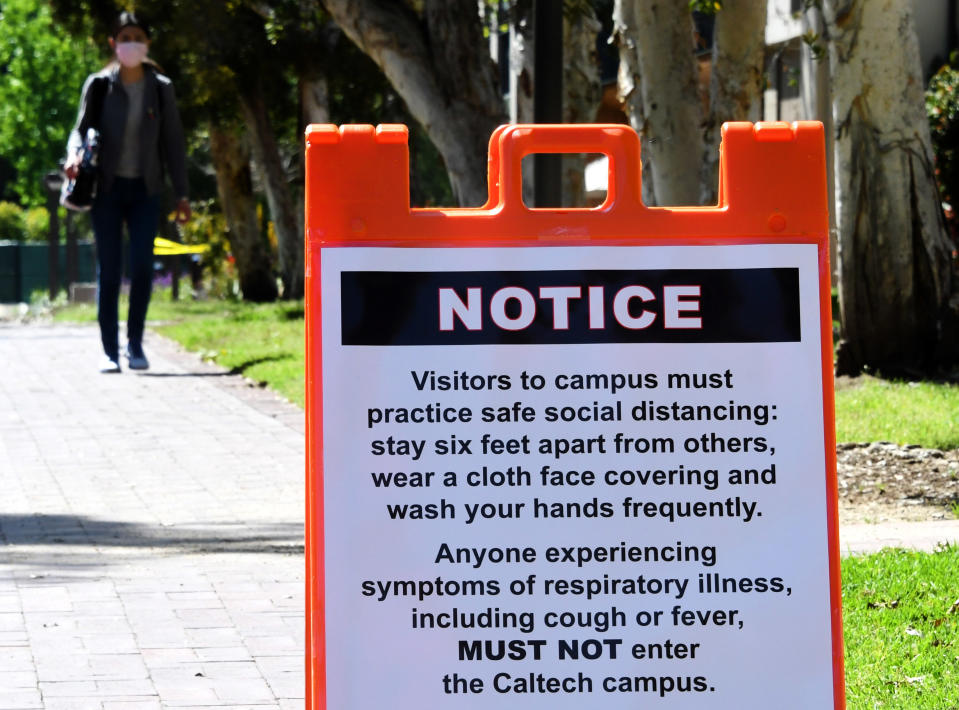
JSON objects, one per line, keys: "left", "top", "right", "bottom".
{"left": 305, "top": 121, "right": 828, "bottom": 245}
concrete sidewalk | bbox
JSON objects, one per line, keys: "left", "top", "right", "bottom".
{"left": 840, "top": 519, "right": 959, "bottom": 555}
{"left": 1, "top": 323, "right": 957, "bottom": 708}
{"left": 0, "top": 324, "right": 304, "bottom": 709}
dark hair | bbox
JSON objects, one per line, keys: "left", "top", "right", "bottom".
{"left": 112, "top": 11, "right": 151, "bottom": 39}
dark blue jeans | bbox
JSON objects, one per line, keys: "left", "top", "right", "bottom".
{"left": 91, "top": 177, "right": 159, "bottom": 360}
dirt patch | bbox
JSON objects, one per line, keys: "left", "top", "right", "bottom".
{"left": 837, "top": 442, "right": 959, "bottom": 524}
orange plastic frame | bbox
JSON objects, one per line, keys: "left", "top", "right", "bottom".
{"left": 304, "top": 121, "right": 844, "bottom": 709}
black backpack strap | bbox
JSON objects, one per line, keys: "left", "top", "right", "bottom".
{"left": 87, "top": 76, "right": 109, "bottom": 133}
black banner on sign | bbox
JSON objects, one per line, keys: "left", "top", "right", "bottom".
{"left": 340, "top": 268, "right": 801, "bottom": 345}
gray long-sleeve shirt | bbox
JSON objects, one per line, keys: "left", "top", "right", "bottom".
{"left": 67, "top": 64, "right": 189, "bottom": 199}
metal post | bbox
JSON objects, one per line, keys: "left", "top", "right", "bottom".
{"left": 171, "top": 252, "right": 181, "bottom": 301}
{"left": 65, "top": 212, "right": 78, "bottom": 295}
{"left": 164, "top": 217, "right": 180, "bottom": 301}
{"left": 14, "top": 240, "right": 22, "bottom": 304}
{"left": 533, "top": 0, "right": 563, "bottom": 208}
{"left": 497, "top": 0, "right": 510, "bottom": 92}
{"left": 43, "top": 172, "right": 63, "bottom": 300}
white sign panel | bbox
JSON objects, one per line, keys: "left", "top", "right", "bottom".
{"left": 318, "top": 244, "right": 834, "bottom": 708}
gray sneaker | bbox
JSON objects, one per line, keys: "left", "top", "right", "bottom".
{"left": 125, "top": 344, "right": 149, "bottom": 371}
{"left": 99, "top": 355, "right": 121, "bottom": 373}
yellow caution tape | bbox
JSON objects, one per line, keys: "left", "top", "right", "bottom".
{"left": 153, "top": 236, "right": 210, "bottom": 256}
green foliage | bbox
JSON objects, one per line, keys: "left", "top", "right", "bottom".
{"left": 408, "top": 118, "right": 455, "bottom": 207}
{"left": 29, "top": 286, "right": 68, "bottom": 308}
{"left": 835, "top": 376, "right": 959, "bottom": 449}
{"left": 176, "top": 199, "right": 237, "bottom": 299}
{"left": 154, "top": 298, "right": 304, "bottom": 405}
{"left": 842, "top": 545, "right": 959, "bottom": 708}
{"left": 0, "top": 201, "right": 79, "bottom": 243}
{"left": 801, "top": 30, "right": 826, "bottom": 61}
{"left": 0, "top": 0, "right": 100, "bottom": 206}
{"left": 688, "top": 0, "right": 721, "bottom": 14}
{"left": 23, "top": 206, "right": 49, "bottom": 242}
{"left": 47, "top": 0, "right": 456, "bottom": 227}
{"left": 0, "top": 201, "right": 24, "bottom": 240}
{"left": 926, "top": 57, "right": 959, "bottom": 215}
{"left": 325, "top": 36, "right": 454, "bottom": 206}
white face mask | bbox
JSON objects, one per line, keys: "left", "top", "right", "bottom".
{"left": 116, "top": 42, "right": 148, "bottom": 68}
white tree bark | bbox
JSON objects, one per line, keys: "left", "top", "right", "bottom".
{"left": 508, "top": 1, "right": 534, "bottom": 125}
{"left": 800, "top": 4, "right": 838, "bottom": 284}
{"left": 562, "top": 3, "right": 601, "bottom": 207}
{"left": 612, "top": 0, "right": 656, "bottom": 205}
{"left": 300, "top": 74, "right": 330, "bottom": 126}
{"left": 508, "top": 0, "right": 534, "bottom": 204}
{"left": 614, "top": 0, "right": 703, "bottom": 206}
{"left": 322, "top": 0, "right": 506, "bottom": 207}
{"left": 701, "top": 0, "right": 768, "bottom": 204}
{"left": 825, "top": 0, "right": 957, "bottom": 373}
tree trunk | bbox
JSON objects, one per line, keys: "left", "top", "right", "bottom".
{"left": 508, "top": 0, "right": 534, "bottom": 125}
{"left": 562, "top": 3, "right": 601, "bottom": 207}
{"left": 801, "top": 4, "right": 838, "bottom": 286}
{"left": 239, "top": 87, "right": 303, "bottom": 299}
{"left": 508, "top": 0, "right": 535, "bottom": 204}
{"left": 321, "top": 0, "right": 507, "bottom": 207}
{"left": 612, "top": 0, "right": 655, "bottom": 205}
{"left": 825, "top": 0, "right": 958, "bottom": 375}
{"left": 701, "top": 0, "right": 768, "bottom": 204}
{"left": 614, "top": 0, "right": 703, "bottom": 206}
{"left": 209, "top": 124, "right": 277, "bottom": 303}
{"left": 301, "top": 74, "right": 331, "bottom": 126}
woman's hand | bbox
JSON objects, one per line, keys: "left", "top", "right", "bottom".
{"left": 174, "top": 198, "right": 191, "bottom": 224}
{"left": 63, "top": 156, "right": 81, "bottom": 180}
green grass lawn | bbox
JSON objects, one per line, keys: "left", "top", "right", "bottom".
{"left": 835, "top": 376, "right": 959, "bottom": 450}
{"left": 842, "top": 544, "right": 959, "bottom": 709}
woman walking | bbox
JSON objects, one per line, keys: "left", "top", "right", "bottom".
{"left": 65, "top": 11, "right": 190, "bottom": 372}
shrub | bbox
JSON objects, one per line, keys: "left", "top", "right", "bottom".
{"left": 0, "top": 201, "right": 24, "bottom": 241}
{"left": 23, "top": 206, "right": 50, "bottom": 242}
{"left": 175, "top": 200, "right": 236, "bottom": 299}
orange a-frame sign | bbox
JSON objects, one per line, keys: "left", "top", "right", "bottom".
{"left": 305, "top": 122, "right": 844, "bottom": 709}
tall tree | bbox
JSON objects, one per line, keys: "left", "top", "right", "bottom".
{"left": 562, "top": 1, "right": 602, "bottom": 207}
{"left": 245, "top": 1, "right": 339, "bottom": 128}
{"left": 614, "top": 1, "right": 767, "bottom": 206}
{"left": 823, "top": 0, "right": 958, "bottom": 374}
{"left": 166, "top": 0, "right": 304, "bottom": 298}
{"left": 701, "top": 0, "right": 768, "bottom": 203}
{"left": 612, "top": 0, "right": 654, "bottom": 204}
{"left": 150, "top": 4, "right": 284, "bottom": 302}
{"left": 50, "top": 0, "right": 304, "bottom": 299}
{"left": 209, "top": 124, "right": 278, "bottom": 301}
{"left": 0, "top": 0, "right": 98, "bottom": 205}
{"left": 613, "top": 0, "right": 703, "bottom": 206}
{"left": 320, "top": 0, "right": 507, "bottom": 206}
{"left": 238, "top": 85, "right": 302, "bottom": 298}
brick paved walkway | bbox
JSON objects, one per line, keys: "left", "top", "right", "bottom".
{"left": 0, "top": 324, "right": 303, "bottom": 709}
{"left": 1, "top": 323, "right": 957, "bottom": 708}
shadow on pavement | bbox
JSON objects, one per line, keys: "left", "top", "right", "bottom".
{"left": 0, "top": 513, "right": 303, "bottom": 555}
{"left": 139, "top": 354, "right": 290, "bottom": 379}
{"left": 138, "top": 370, "right": 236, "bottom": 378}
